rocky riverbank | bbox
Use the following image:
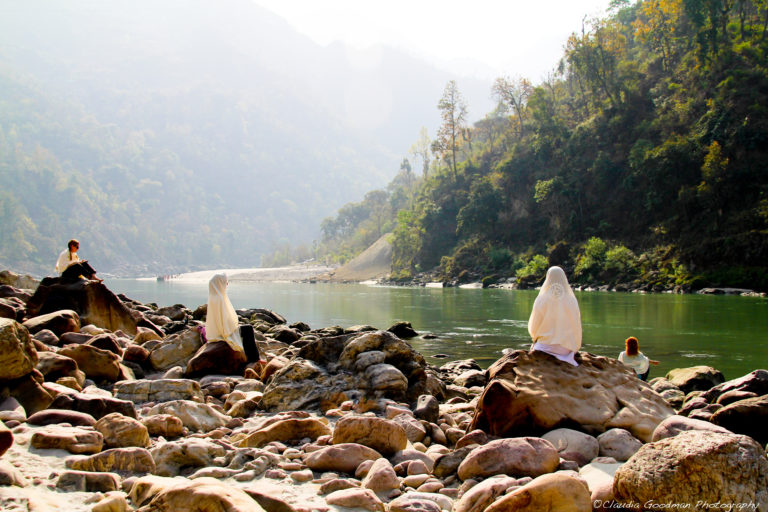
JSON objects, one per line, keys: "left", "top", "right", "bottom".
{"left": 1, "top": 268, "right": 767, "bottom": 511}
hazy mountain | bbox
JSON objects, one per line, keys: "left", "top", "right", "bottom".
{"left": 0, "top": 0, "right": 493, "bottom": 276}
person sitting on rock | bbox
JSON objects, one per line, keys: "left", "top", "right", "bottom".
{"left": 55, "top": 239, "right": 103, "bottom": 282}
{"left": 618, "top": 336, "right": 659, "bottom": 381}
{"left": 206, "top": 273, "right": 261, "bottom": 363}
{"left": 527, "top": 266, "right": 582, "bottom": 366}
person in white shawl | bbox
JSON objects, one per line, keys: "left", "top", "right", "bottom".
{"left": 206, "top": 273, "right": 245, "bottom": 352}
{"left": 527, "top": 266, "right": 582, "bottom": 366}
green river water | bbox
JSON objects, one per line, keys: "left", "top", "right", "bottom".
{"left": 107, "top": 279, "right": 768, "bottom": 381}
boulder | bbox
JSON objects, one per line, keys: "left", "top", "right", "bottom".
{"left": 56, "top": 471, "right": 121, "bottom": 493}
{"left": 123, "top": 344, "right": 150, "bottom": 365}
{"left": 30, "top": 425, "right": 104, "bottom": 454}
{"left": 388, "top": 321, "right": 418, "bottom": 338}
{"left": 134, "top": 477, "right": 264, "bottom": 512}
{"left": 148, "top": 328, "right": 204, "bottom": 371}
{"left": 0, "top": 396, "right": 26, "bottom": 423}
{"left": 332, "top": 415, "right": 408, "bottom": 456}
{"left": 716, "top": 389, "right": 759, "bottom": 406}
{"left": 454, "top": 475, "right": 519, "bottom": 512}
{"left": 113, "top": 379, "right": 203, "bottom": 403}
{"left": 305, "top": 443, "right": 383, "bottom": 474}
{"left": 338, "top": 330, "right": 431, "bottom": 399}
{"left": 666, "top": 366, "right": 725, "bottom": 394}
{"left": 701, "top": 370, "right": 768, "bottom": 403}
{"left": 184, "top": 339, "right": 247, "bottom": 378}
{"left": 389, "top": 493, "right": 450, "bottom": 512}
{"left": 33, "top": 329, "right": 60, "bottom": 346}
{"left": 361, "top": 458, "right": 400, "bottom": 492}
{"left": 150, "top": 438, "right": 227, "bottom": 477}
{"left": 57, "top": 344, "right": 121, "bottom": 382}
{"left": 147, "top": 400, "right": 229, "bottom": 432}
{"left": 651, "top": 414, "right": 733, "bottom": 441}
{"left": 142, "top": 414, "right": 184, "bottom": 438}
{"left": 412, "top": 394, "right": 439, "bottom": 424}
{"left": 433, "top": 446, "right": 473, "bottom": 478}
{"left": 541, "top": 428, "right": 599, "bottom": 466}
{"left": 85, "top": 333, "right": 123, "bottom": 356}
{"left": 239, "top": 417, "right": 331, "bottom": 448}
{"left": 27, "top": 409, "right": 97, "bottom": 427}
{"left": 469, "top": 350, "right": 675, "bottom": 442}
{"left": 66, "top": 447, "right": 156, "bottom": 474}
{"left": 710, "top": 394, "right": 768, "bottom": 445}
{"left": 596, "top": 428, "right": 643, "bottom": 461}
{"left": 485, "top": 473, "right": 592, "bottom": 512}
{"left": 5, "top": 371, "right": 54, "bottom": 415}
{"left": 455, "top": 369, "right": 487, "bottom": 388}
{"left": 579, "top": 461, "right": 623, "bottom": 508}
{"left": 94, "top": 413, "right": 150, "bottom": 448}
{"left": 325, "top": 488, "right": 384, "bottom": 512}
{"left": 59, "top": 332, "right": 92, "bottom": 345}
{"left": 391, "top": 413, "right": 427, "bottom": 444}
{"left": 22, "top": 309, "right": 80, "bottom": 336}
{"left": 260, "top": 358, "right": 358, "bottom": 412}
{"left": 0, "top": 421, "right": 12, "bottom": 457}
{"left": 26, "top": 279, "right": 161, "bottom": 337}
{"left": 0, "top": 269, "right": 39, "bottom": 289}
{"left": 613, "top": 431, "right": 768, "bottom": 510}
{"left": 50, "top": 391, "right": 137, "bottom": 419}
{"left": 457, "top": 437, "right": 560, "bottom": 481}
{"left": 0, "top": 318, "right": 38, "bottom": 380}
{"left": 267, "top": 325, "right": 301, "bottom": 343}
{"left": 36, "top": 351, "right": 82, "bottom": 384}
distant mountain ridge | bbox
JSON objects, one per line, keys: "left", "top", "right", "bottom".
{"left": 0, "top": 0, "right": 492, "bottom": 276}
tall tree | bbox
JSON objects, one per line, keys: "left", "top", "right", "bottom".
{"left": 492, "top": 76, "right": 533, "bottom": 137}
{"left": 409, "top": 127, "right": 432, "bottom": 178}
{"left": 432, "top": 80, "right": 468, "bottom": 181}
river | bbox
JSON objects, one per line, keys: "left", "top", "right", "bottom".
{"left": 106, "top": 279, "right": 768, "bottom": 380}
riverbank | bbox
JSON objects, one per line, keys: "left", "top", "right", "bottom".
{"left": 1, "top": 277, "right": 766, "bottom": 510}
{"left": 158, "top": 265, "right": 337, "bottom": 283}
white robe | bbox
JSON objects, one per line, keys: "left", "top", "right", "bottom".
{"left": 55, "top": 249, "right": 79, "bottom": 274}
{"left": 528, "top": 266, "right": 582, "bottom": 366}
{"left": 205, "top": 273, "right": 244, "bottom": 351}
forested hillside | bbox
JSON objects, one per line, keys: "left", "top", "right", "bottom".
{"left": 0, "top": 0, "right": 490, "bottom": 276}
{"left": 320, "top": 0, "right": 768, "bottom": 291}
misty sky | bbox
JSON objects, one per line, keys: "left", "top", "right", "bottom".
{"left": 250, "top": 0, "right": 614, "bottom": 81}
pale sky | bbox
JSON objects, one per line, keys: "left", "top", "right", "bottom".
{"left": 250, "top": 0, "right": 614, "bottom": 81}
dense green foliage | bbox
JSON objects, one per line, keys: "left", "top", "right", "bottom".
{"left": 378, "top": 0, "right": 768, "bottom": 290}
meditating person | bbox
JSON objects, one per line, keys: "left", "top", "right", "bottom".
{"left": 55, "top": 239, "right": 102, "bottom": 282}
{"left": 206, "top": 273, "right": 260, "bottom": 362}
{"left": 618, "top": 336, "right": 659, "bottom": 381}
{"left": 527, "top": 266, "right": 582, "bottom": 366}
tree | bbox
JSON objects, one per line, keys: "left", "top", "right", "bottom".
{"left": 492, "top": 76, "right": 533, "bottom": 137}
{"left": 409, "top": 127, "right": 432, "bottom": 178}
{"left": 432, "top": 80, "right": 468, "bottom": 181}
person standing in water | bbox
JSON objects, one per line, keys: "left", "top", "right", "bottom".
{"left": 618, "top": 336, "right": 659, "bottom": 380}
{"left": 55, "top": 239, "right": 102, "bottom": 282}
{"left": 527, "top": 266, "right": 582, "bottom": 366}
{"left": 206, "top": 273, "right": 261, "bottom": 363}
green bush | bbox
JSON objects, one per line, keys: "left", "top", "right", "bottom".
{"left": 604, "top": 245, "right": 638, "bottom": 277}
{"left": 515, "top": 254, "right": 549, "bottom": 281}
{"left": 574, "top": 237, "right": 607, "bottom": 280}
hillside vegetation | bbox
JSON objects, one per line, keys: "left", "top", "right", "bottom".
{"left": 317, "top": 0, "right": 768, "bottom": 291}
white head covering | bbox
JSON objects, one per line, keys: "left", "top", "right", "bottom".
{"left": 528, "top": 266, "right": 582, "bottom": 353}
{"left": 205, "top": 273, "right": 239, "bottom": 342}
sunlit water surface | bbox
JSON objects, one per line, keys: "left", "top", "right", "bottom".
{"left": 107, "top": 279, "right": 768, "bottom": 380}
